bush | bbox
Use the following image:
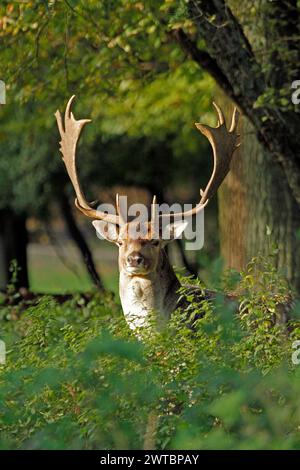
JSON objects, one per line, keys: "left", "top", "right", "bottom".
{"left": 0, "top": 255, "right": 299, "bottom": 450}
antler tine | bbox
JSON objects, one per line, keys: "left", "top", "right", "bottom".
{"left": 151, "top": 195, "right": 157, "bottom": 224}
{"left": 65, "top": 94, "right": 76, "bottom": 120}
{"left": 116, "top": 193, "right": 120, "bottom": 215}
{"left": 197, "top": 104, "right": 240, "bottom": 205}
{"left": 212, "top": 101, "right": 224, "bottom": 126}
{"left": 55, "top": 96, "right": 121, "bottom": 225}
{"left": 229, "top": 106, "right": 239, "bottom": 132}
{"left": 157, "top": 103, "right": 240, "bottom": 221}
{"left": 116, "top": 193, "right": 125, "bottom": 224}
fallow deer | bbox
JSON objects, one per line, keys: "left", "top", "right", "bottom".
{"left": 55, "top": 96, "right": 240, "bottom": 333}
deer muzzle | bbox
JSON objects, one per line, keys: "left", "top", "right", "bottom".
{"left": 126, "top": 251, "right": 149, "bottom": 274}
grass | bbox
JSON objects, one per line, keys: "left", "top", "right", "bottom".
{"left": 28, "top": 241, "right": 119, "bottom": 294}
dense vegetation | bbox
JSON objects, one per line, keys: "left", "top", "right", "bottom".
{"left": 1, "top": 0, "right": 300, "bottom": 452}
{"left": 1, "top": 255, "right": 299, "bottom": 450}
{"left": 1, "top": 0, "right": 299, "bottom": 290}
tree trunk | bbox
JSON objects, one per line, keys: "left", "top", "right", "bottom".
{"left": 0, "top": 209, "right": 29, "bottom": 290}
{"left": 179, "top": 1, "right": 300, "bottom": 209}
{"left": 218, "top": 97, "right": 300, "bottom": 291}
{"left": 59, "top": 193, "right": 104, "bottom": 291}
{"left": 172, "top": 1, "right": 300, "bottom": 291}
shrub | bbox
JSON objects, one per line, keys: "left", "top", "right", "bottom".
{"left": 0, "top": 255, "right": 299, "bottom": 450}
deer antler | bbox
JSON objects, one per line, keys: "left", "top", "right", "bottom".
{"left": 151, "top": 102, "right": 240, "bottom": 223}
{"left": 196, "top": 102, "right": 240, "bottom": 205}
{"left": 56, "top": 97, "right": 239, "bottom": 228}
{"left": 55, "top": 96, "right": 123, "bottom": 225}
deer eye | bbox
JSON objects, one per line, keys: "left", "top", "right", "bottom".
{"left": 117, "top": 241, "right": 123, "bottom": 247}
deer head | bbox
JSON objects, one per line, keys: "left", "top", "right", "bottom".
{"left": 92, "top": 216, "right": 188, "bottom": 276}
{"left": 55, "top": 96, "right": 240, "bottom": 331}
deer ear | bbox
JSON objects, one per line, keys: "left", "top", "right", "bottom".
{"left": 162, "top": 220, "right": 188, "bottom": 244}
{"left": 92, "top": 220, "right": 119, "bottom": 244}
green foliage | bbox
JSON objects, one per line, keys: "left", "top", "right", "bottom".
{"left": 0, "top": 0, "right": 214, "bottom": 216}
{"left": 0, "top": 258, "right": 299, "bottom": 450}
{"left": 229, "top": 0, "right": 299, "bottom": 116}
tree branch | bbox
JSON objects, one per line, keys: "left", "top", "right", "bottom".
{"left": 183, "top": 0, "right": 300, "bottom": 209}
{"left": 187, "top": 0, "right": 265, "bottom": 114}
{"left": 169, "top": 28, "right": 235, "bottom": 100}
{"left": 59, "top": 192, "right": 104, "bottom": 291}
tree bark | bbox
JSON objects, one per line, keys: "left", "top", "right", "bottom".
{"left": 0, "top": 209, "right": 29, "bottom": 290}
{"left": 218, "top": 97, "right": 300, "bottom": 291}
{"left": 59, "top": 193, "right": 104, "bottom": 291}
{"left": 174, "top": 1, "right": 300, "bottom": 209}
{"left": 170, "top": 1, "right": 300, "bottom": 290}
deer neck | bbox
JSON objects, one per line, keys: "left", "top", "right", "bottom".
{"left": 119, "top": 250, "right": 181, "bottom": 332}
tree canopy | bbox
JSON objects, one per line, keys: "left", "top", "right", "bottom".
{"left": 0, "top": 0, "right": 216, "bottom": 215}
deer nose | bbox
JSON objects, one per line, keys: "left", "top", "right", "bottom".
{"left": 127, "top": 253, "right": 144, "bottom": 267}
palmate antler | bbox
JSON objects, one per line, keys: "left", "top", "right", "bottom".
{"left": 152, "top": 102, "right": 240, "bottom": 222}
{"left": 196, "top": 102, "right": 240, "bottom": 205}
{"left": 55, "top": 95, "right": 124, "bottom": 225}
{"left": 55, "top": 96, "right": 240, "bottom": 227}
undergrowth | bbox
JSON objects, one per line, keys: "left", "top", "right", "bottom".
{"left": 0, "top": 254, "right": 300, "bottom": 450}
